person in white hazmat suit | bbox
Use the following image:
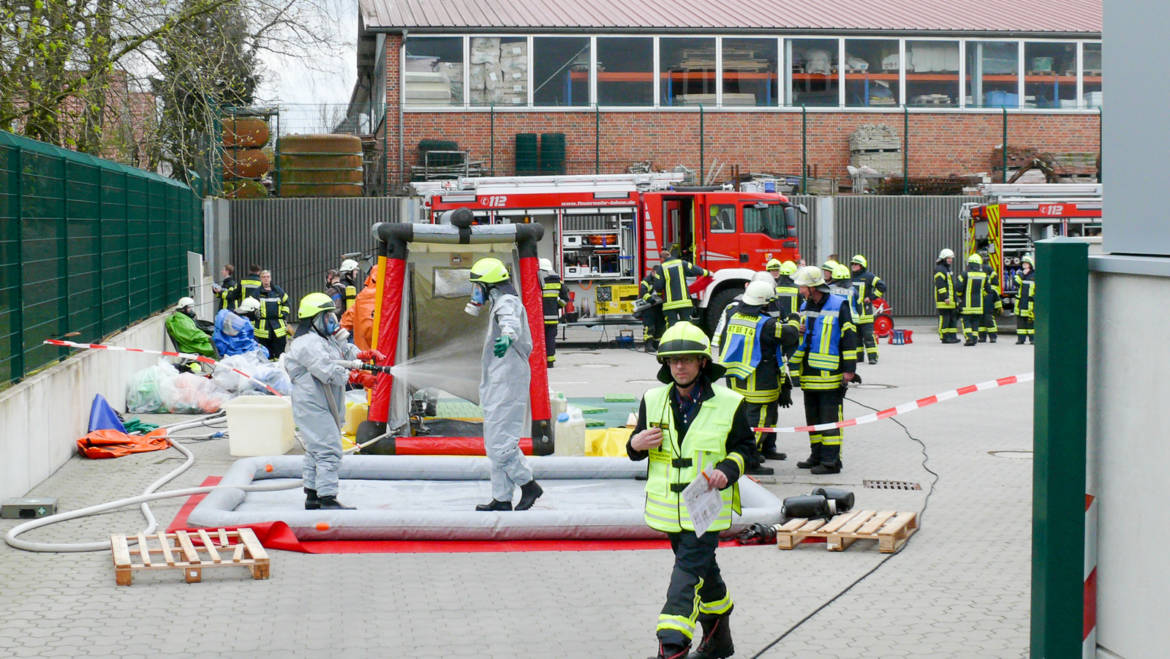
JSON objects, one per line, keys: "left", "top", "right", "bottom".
{"left": 466, "top": 257, "right": 544, "bottom": 512}
{"left": 285, "top": 292, "right": 382, "bottom": 510}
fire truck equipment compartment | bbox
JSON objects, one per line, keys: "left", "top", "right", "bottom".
{"left": 187, "top": 455, "right": 783, "bottom": 540}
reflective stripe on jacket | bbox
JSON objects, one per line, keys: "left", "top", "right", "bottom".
{"left": 659, "top": 259, "right": 693, "bottom": 311}
{"left": 717, "top": 313, "right": 767, "bottom": 382}
{"left": 1015, "top": 273, "right": 1035, "bottom": 319}
{"left": 934, "top": 265, "right": 955, "bottom": 310}
{"left": 791, "top": 294, "right": 856, "bottom": 390}
{"left": 642, "top": 384, "right": 744, "bottom": 533}
{"left": 960, "top": 269, "right": 987, "bottom": 315}
{"left": 542, "top": 274, "right": 567, "bottom": 324}
{"left": 774, "top": 280, "right": 801, "bottom": 319}
{"left": 253, "top": 286, "right": 289, "bottom": 338}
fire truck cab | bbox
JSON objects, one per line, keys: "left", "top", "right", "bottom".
{"left": 412, "top": 174, "right": 803, "bottom": 332}
{"left": 961, "top": 183, "right": 1102, "bottom": 313}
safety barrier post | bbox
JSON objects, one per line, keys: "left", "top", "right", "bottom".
{"left": 1030, "top": 238, "right": 1088, "bottom": 658}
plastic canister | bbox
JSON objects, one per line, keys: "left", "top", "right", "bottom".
{"left": 554, "top": 407, "right": 586, "bottom": 456}
{"left": 224, "top": 395, "right": 296, "bottom": 456}
{"left": 549, "top": 391, "right": 568, "bottom": 421}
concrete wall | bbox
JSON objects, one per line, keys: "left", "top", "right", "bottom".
{"left": 0, "top": 313, "right": 170, "bottom": 501}
{"left": 1087, "top": 261, "right": 1170, "bottom": 656}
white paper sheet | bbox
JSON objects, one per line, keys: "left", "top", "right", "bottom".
{"left": 682, "top": 473, "right": 723, "bottom": 537}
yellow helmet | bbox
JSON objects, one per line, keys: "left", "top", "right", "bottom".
{"left": 832, "top": 263, "right": 851, "bottom": 282}
{"left": 1022, "top": 255, "right": 1035, "bottom": 267}
{"left": 298, "top": 292, "right": 336, "bottom": 320}
{"left": 779, "top": 260, "right": 798, "bottom": 276}
{"left": 851, "top": 254, "right": 868, "bottom": 269}
{"left": 967, "top": 253, "right": 983, "bottom": 266}
{"left": 765, "top": 258, "right": 782, "bottom": 271}
{"left": 793, "top": 265, "right": 826, "bottom": 288}
{"left": 469, "top": 257, "right": 510, "bottom": 285}
{"left": 655, "top": 321, "right": 726, "bottom": 383}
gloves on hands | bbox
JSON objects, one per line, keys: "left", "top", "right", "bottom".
{"left": 348, "top": 370, "right": 377, "bottom": 389}
{"left": 779, "top": 381, "right": 793, "bottom": 408}
{"left": 357, "top": 349, "right": 385, "bottom": 362}
{"left": 493, "top": 335, "right": 513, "bottom": 358}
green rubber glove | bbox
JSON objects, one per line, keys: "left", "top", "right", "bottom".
{"left": 493, "top": 335, "right": 512, "bottom": 358}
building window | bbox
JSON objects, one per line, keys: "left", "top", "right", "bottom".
{"left": 533, "top": 37, "right": 590, "bottom": 106}
{"left": 469, "top": 37, "right": 528, "bottom": 107}
{"left": 659, "top": 37, "right": 716, "bottom": 106}
{"left": 787, "top": 38, "right": 839, "bottom": 107}
{"left": 844, "top": 39, "right": 900, "bottom": 107}
{"left": 905, "top": 40, "right": 960, "bottom": 107}
{"left": 597, "top": 37, "right": 653, "bottom": 106}
{"left": 372, "top": 34, "right": 386, "bottom": 126}
{"left": 404, "top": 36, "right": 463, "bottom": 106}
{"left": 722, "top": 38, "right": 778, "bottom": 107}
{"left": 1083, "top": 43, "right": 1102, "bottom": 108}
{"left": 709, "top": 205, "right": 736, "bottom": 233}
{"left": 967, "top": 40, "right": 1019, "bottom": 108}
{"left": 1023, "top": 42, "right": 1077, "bottom": 109}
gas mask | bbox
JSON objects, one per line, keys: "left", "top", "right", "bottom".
{"left": 313, "top": 310, "right": 341, "bottom": 337}
{"left": 181, "top": 307, "right": 196, "bottom": 319}
{"left": 464, "top": 283, "right": 487, "bottom": 316}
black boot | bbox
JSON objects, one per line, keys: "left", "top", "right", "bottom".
{"left": 867, "top": 356, "right": 878, "bottom": 365}
{"left": 652, "top": 642, "right": 690, "bottom": 659}
{"left": 689, "top": 614, "right": 734, "bottom": 659}
{"left": 1028, "top": 335, "right": 1034, "bottom": 344}
{"left": 796, "top": 445, "right": 821, "bottom": 469}
{"left": 476, "top": 499, "right": 512, "bottom": 511}
{"left": 745, "top": 462, "right": 774, "bottom": 476}
{"left": 964, "top": 335, "right": 977, "bottom": 346}
{"left": 811, "top": 445, "right": 842, "bottom": 475}
{"left": 515, "top": 480, "right": 543, "bottom": 511}
{"left": 762, "top": 440, "right": 786, "bottom": 461}
{"left": 1017, "top": 335, "right": 1026, "bottom": 344}
{"left": 989, "top": 333, "right": 997, "bottom": 343}
{"left": 316, "top": 495, "right": 354, "bottom": 510}
{"left": 304, "top": 488, "right": 320, "bottom": 510}
{"left": 978, "top": 333, "right": 987, "bottom": 343}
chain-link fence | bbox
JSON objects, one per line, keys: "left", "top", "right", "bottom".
{"left": 0, "top": 130, "right": 202, "bottom": 386}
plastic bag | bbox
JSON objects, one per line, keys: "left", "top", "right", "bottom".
{"left": 126, "top": 360, "right": 180, "bottom": 413}
{"left": 212, "top": 352, "right": 291, "bottom": 396}
{"left": 160, "top": 371, "right": 232, "bottom": 414}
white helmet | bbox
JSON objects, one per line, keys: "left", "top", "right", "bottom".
{"left": 793, "top": 265, "right": 826, "bottom": 288}
{"left": 339, "top": 259, "right": 359, "bottom": 273}
{"left": 539, "top": 258, "right": 554, "bottom": 272}
{"left": 742, "top": 280, "right": 776, "bottom": 306}
{"left": 751, "top": 271, "right": 775, "bottom": 286}
{"left": 237, "top": 297, "right": 261, "bottom": 314}
{"left": 938, "top": 248, "right": 955, "bottom": 260}
{"left": 177, "top": 296, "right": 195, "bottom": 310}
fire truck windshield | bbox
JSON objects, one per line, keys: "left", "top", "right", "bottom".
{"left": 743, "top": 203, "right": 791, "bottom": 240}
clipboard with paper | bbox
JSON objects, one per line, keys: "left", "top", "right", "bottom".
{"left": 682, "top": 472, "right": 724, "bottom": 537}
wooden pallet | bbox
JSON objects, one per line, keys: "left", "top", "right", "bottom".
{"left": 776, "top": 510, "right": 917, "bottom": 553}
{"left": 111, "top": 528, "right": 270, "bottom": 586}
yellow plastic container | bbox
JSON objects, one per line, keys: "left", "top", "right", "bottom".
{"left": 224, "top": 395, "right": 295, "bottom": 456}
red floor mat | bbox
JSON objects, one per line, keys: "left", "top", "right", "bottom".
{"left": 169, "top": 476, "right": 726, "bottom": 554}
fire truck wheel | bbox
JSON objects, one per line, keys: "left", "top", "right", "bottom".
{"left": 704, "top": 287, "right": 740, "bottom": 336}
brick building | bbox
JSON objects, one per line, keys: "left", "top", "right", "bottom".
{"left": 349, "top": 0, "right": 1102, "bottom": 191}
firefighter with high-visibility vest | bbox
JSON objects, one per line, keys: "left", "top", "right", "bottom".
{"left": 716, "top": 280, "right": 800, "bottom": 473}
{"left": 252, "top": 269, "right": 290, "bottom": 359}
{"left": 627, "top": 321, "right": 753, "bottom": 659}
{"left": 849, "top": 254, "right": 887, "bottom": 365}
{"left": 232, "top": 264, "right": 263, "bottom": 310}
{"left": 654, "top": 250, "right": 711, "bottom": 328}
{"left": 956, "top": 253, "right": 993, "bottom": 347}
{"left": 790, "top": 266, "right": 858, "bottom": 475}
{"left": 1014, "top": 255, "right": 1036, "bottom": 344}
{"left": 978, "top": 250, "right": 1002, "bottom": 343}
{"left": 934, "top": 249, "right": 960, "bottom": 343}
{"left": 539, "top": 258, "right": 569, "bottom": 368}
{"left": 766, "top": 258, "right": 802, "bottom": 321}
{"left": 338, "top": 259, "right": 361, "bottom": 312}
{"left": 637, "top": 268, "right": 665, "bottom": 352}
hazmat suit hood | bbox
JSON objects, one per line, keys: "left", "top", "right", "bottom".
{"left": 213, "top": 309, "right": 269, "bottom": 359}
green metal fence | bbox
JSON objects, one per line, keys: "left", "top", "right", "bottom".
{"left": 0, "top": 130, "right": 203, "bottom": 386}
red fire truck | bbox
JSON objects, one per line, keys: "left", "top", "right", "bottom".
{"left": 412, "top": 173, "right": 804, "bottom": 332}
{"left": 961, "top": 184, "right": 1102, "bottom": 312}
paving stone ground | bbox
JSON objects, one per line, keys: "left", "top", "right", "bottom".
{"left": 1, "top": 319, "right": 1034, "bottom": 658}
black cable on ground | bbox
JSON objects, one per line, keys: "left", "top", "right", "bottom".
{"left": 750, "top": 392, "right": 939, "bottom": 658}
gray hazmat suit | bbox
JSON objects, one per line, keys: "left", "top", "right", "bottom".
{"left": 480, "top": 287, "right": 534, "bottom": 502}
{"left": 285, "top": 329, "right": 359, "bottom": 497}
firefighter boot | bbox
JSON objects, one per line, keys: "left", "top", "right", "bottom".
{"left": 651, "top": 642, "right": 690, "bottom": 659}
{"left": 689, "top": 614, "right": 734, "bottom": 659}
{"left": 762, "top": 438, "right": 787, "bottom": 461}
{"left": 978, "top": 332, "right": 988, "bottom": 343}
{"left": 304, "top": 488, "right": 320, "bottom": 510}
{"left": 515, "top": 479, "right": 544, "bottom": 511}
{"left": 316, "top": 495, "right": 354, "bottom": 510}
{"left": 810, "top": 444, "right": 842, "bottom": 475}
{"left": 476, "top": 499, "right": 513, "bottom": 511}
{"left": 1017, "top": 334, "right": 1026, "bottom": 344}
{"left": 796, "top": 444, "right": 822, "bottom": 469}
{"left": 1028, "top": 335, "right": 1034, "bottom": 344}
{"left": 989, "top": 332, "right": 997, "bottom": 343}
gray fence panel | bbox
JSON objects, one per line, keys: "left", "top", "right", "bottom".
{"left": 833, "top": 196, "right": 979, "bottom": 317}
{"left": 228, "top": 198, "right": 402, "bottom": 312}
{"left": 789, "top": 194, "right": 818, "bottom": 262}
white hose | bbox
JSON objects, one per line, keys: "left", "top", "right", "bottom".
{"left": 4, "top": 412, "right": 299, "bottom": 553}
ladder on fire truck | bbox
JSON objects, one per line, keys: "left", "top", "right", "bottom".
{"left": 411, "top": 172, "right": 685, "bottom": 198}
{"left": 977, "top": 183, "right": 1102, "bottom": 201}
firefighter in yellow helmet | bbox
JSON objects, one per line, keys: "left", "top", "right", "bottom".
{"left": 956, "top": 253, "right": 994, "bottom": 346}
{"left": 790, "top": 266, "right": 858, "bottom": 474}
{"left": 849, "top": 254, "right": 887, "bottom": 365}
{"left": 1014, "top": 255, "right": 1036, "bottom": 344}
{"left": 627, "top": 321, "right": 754, "bottom": 659}
{"left": 538, "top": 258, "right": 569, "bottom": 367}
{"left": 467, "top": 257, "right": 543, "bottom": 512}
{"left": 653, "top": 250, "right": 711, "bottom": 328}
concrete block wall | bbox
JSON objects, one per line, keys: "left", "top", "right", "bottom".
{"left": 0, "top": 313, "right": 170, "bottom": 501}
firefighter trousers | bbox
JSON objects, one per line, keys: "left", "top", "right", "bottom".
{"left": 544, "top": 323, "right": 558, "bottom": 365}
{"left": 803, "top": 387, "right": 844, "bottom": 466}
{"left": 937, "top": 309, "right": 958, "bottom": 340}
{"left": 657, "top": 530, "right": 733, "bottom": 648}
{"left": 1017, "top": 316, "right": 1034, "bottom": 340}
{"left": 857, "top": 321, "right": 878, "bottom": 361}
{"left": 664, "top": 307, "right": 693, "bottom": 328}
{"left": 961, "top": 312, "right": 982, "bottom": 342}
{"left": 643, "top": 307, "right": 664, "bottom": 348}
{"left": 743, "top": 400, "right": 777, "bottom": 464}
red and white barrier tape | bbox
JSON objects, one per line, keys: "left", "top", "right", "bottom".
{"left": 754, "top": 372, "right": 1034, "bottom": 434}
{"left": 43, "top": 339, "right": 283, "bottom": 397}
